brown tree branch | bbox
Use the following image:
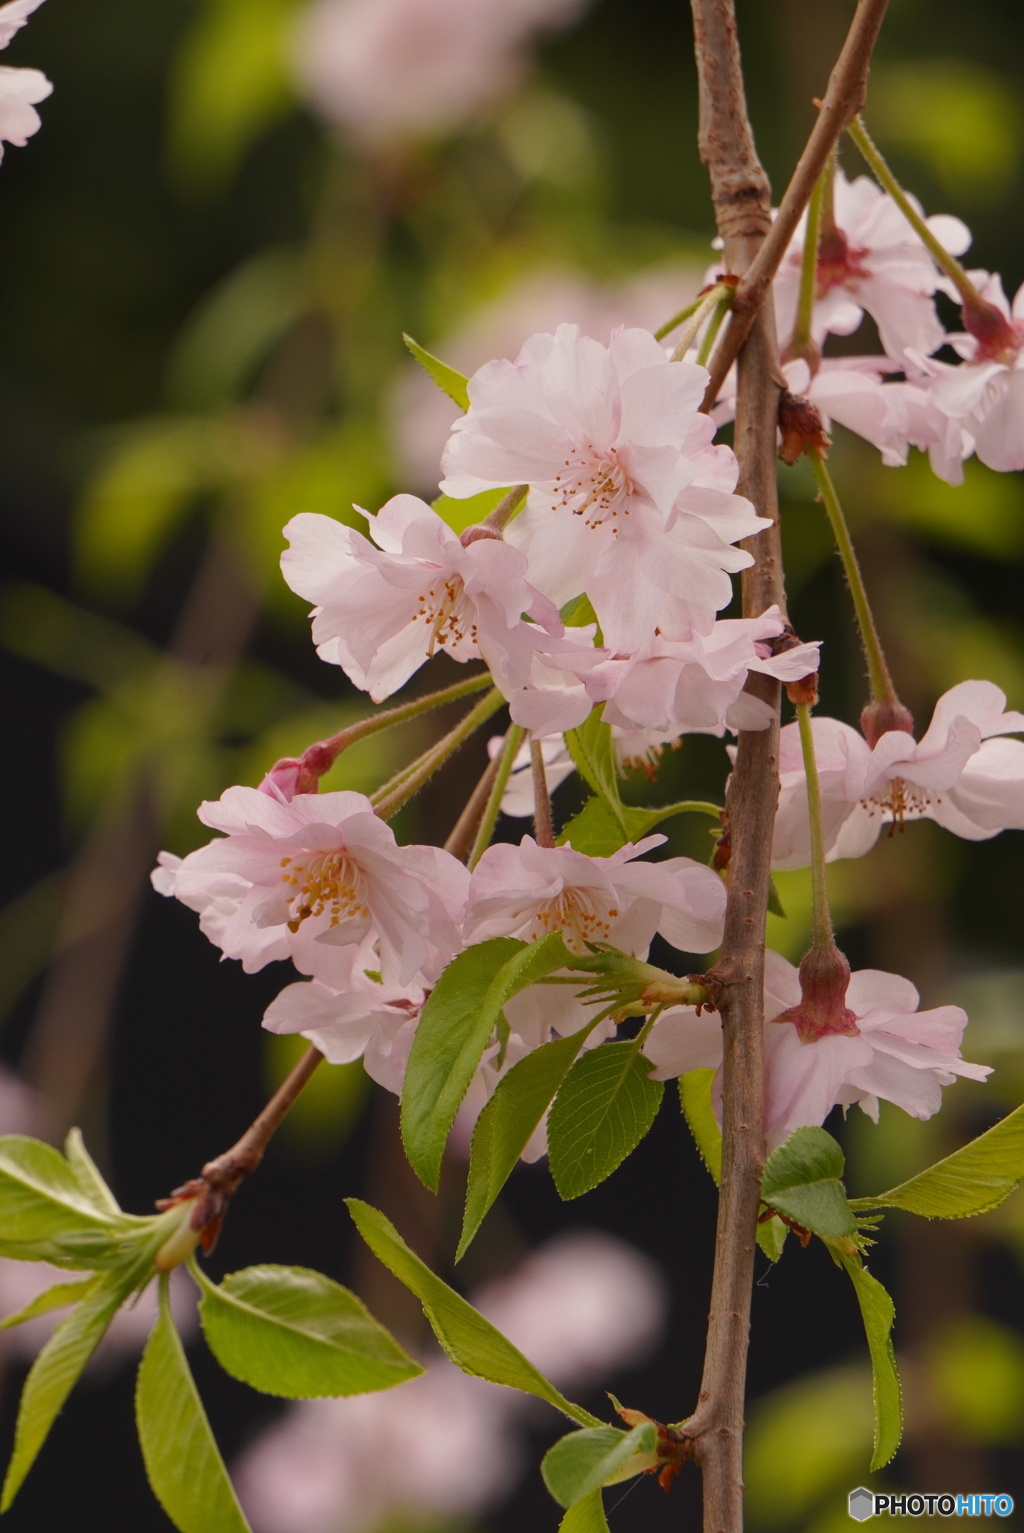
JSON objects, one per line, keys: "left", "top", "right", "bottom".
{"left": 701, "top": 0, "right": 890, "bottom": 410}
{"left": 159, "top": 1042, "right": 325, "bottom": 1251}
{"left": 684, "top": 3, "right": 792, "bottom": 1529}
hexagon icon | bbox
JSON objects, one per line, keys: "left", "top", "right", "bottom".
{"left": 848, "top": 1487, "right": 874, "bottom": 1521}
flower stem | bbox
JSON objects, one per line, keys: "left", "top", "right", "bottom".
{"left": 787, "top": 161, "right": 830, "bottom": 363}
{"left": 530, "top": 738, "right": 556, "bottom": 848}
{"left": 695, "top": 293, "right": 731, "bottom": 367}
{"left": 444, "top": 748, "right": 504, "bottom": 861}
{"left": 481, "top": 484, "right": 528, "bottom": 535}
{"left": 371, "top": 688, "right": 505, "bottom": 820}
{"left": 808, "top": 447, "right": 897, "bottom": 705}
{"left": 654, "top": 294, "right": 705, "bottom": 342}
{"left": 296, "top": 671, "right": 493, "bottom": 785}
{"left": 468, "top": 722, "right": 525, "bottom": 870}
{"left": 671, "top": 281, "right": 735, "bottom": 363}
{"left": 846, "top": 115, "right": 978, "bottom": 309}
{"left": 795, "top": 702, "right": 835, "bottom": 952}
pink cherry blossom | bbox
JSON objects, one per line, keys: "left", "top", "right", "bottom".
{"left": 644, "top": 950, "right": 989, "bottom": 1150}
{"left": 281, "top": 497, "right": 565, "bottom": 704}
{"left": 440, "top": 324, "right": 768, "bottom": 654}
{"left": 770, "top": 681, "right": 1024, "bottom": 870}
{"left": 0, "top": 0, "right": 44, "bottom": 47}
{"left": 262, "top": 940, "right": 425, "bottom": 1084}
{"left": 291, "top": 0, "right": 586, "bottom": 147}
{"left": 392, "top": 264, "right": 704, "bottom": 492}
{"left": 151, "top": 786, "right": 469, "bottom": 988}
{"left": 915, "top": 274, "right": 1024, "bottom": 474}
{"left": 465, "top": 834, "right": 726, "bottom": 959}
{"left": 588, "top": 606, "right": 821, "bottom": 739}
{"left": 772, "top": 169, "right": 970, "bottom": 363}
{"left": 0, "top": 0, "right": 50, "bottom": 159}
{"left": 714, "top": 354, "right": 955, "bottom": 474}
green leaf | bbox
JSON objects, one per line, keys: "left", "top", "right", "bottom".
{"left": 679, "top": 1069, "right": 722, "bottom": 1183}
{"left": 558, "top": 797, "right": 631, "bottom": 856}
{"left": 548, "top": 1042, "right": 664, "bottom": 1200}
{"left": 565, "top": 711, "right": 626, "bottom": 836}
{"left": 559, "top": 796, "right": 723, "bottom": 857}
{"left": 839, "top": 1255, "right": 902, "bottom": 1470}
{"left": 401, "top": 934, "right": 571, "bottom": 1190}
{"left": 403, "top": 334, "right": 470, "bottom": 411}
{"left": 767, "top": 877, "right": 787, "bottom": 919}
{"left": 760, "top": 1127, "right": 857, "bottom": 1246}
{"left": 64, "top": 1129, "right": 121, "bottom": 1217}
{"left": 558, "top": 1491, "right": 611, "bottom": 1533}
{"left": 346, "top": 1200, "right": 601, "bottom": 1427}
{"left": 0, "top": 1135, "right": 136, "bottom": 1268}
{"left": 756, "top": 1214, "right": 789, "bottom": 1262}
{"left": 136, "top": 1276, "right": 251, "bottom": 1533}
{"left": 2, "top": 1261, "right": 144, "bottom": 1509}
{"left": 0, "top": 1276, "right": 98, "bottom": 1330}
{"left": 432, "top": 486, "right": 512, "bottom": 535}
{"left": 542, "top": 1423, "right": 658, "bottom": 1508}
{"left": 459, "top": 1025, "right": 596, "bottom": 1260}
{"left": 198, "top": 1263, "right": 422, "bottom": 1397}
{"left": 850, "top": 1102, "right": 1024, "bottom": 1220}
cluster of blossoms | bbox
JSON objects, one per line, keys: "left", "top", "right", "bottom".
{"left": 153, "top": 239, "right": 1023, "bottom": 1165}
{"left": 710, "top": 165, "right": 1024, "bottom": 479}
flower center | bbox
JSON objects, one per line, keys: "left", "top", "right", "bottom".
{"left": 529, "top": 889, "right": 620, "bottom": 952}
{"left": 552, "top": 445, "right": 633, "bottom": 533}
{"left": 815, "top": 229, "right": 871, "bottom": 296}
{"left": 413, "top": 575, "right": 478, "bottom": 657}
{"left": 861, "top": 775, "right": 940, "bottom": 834}
{"left": 280, "top": 851, "right": 370, "bottom": 933}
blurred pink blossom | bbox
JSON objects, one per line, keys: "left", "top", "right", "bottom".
{"left": 234, "top": 1231, "right": 665, "bottom": 1533}
{"left": 292, "top": 0, "right": 588, "bottom": 146}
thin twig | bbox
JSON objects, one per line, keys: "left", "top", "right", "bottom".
{"left": 530, "top": 738, "right": 556, "bottom": 848}
{"left": 444, "top": 747, "right": 505, "bottom": 862}
{"left": 371, "top": 688, "right": 504, "bottom": 819}
{"left": 159, "top": 1043, "right": 325, "bottom": 1250}
{"left": 701, "top": 0, "right": 890, "bottom": 410}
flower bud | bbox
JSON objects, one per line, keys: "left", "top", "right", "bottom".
{"left": 773, "top": 940, "right": 859, "bottom": 1044}
{"left": 259, "top": 754, "right": 324, "bottom": 799}
{"left": 154, "top": 1195, "right": 203, "bottom": 1272}
{"left": 859, "top": 698, "right": 914, "bottom": 748}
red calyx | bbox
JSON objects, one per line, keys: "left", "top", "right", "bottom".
{"left": 774, "top": 941, "right": 859, "bottom": 1044}
{"left": 860, "top": 698, "right": 915, "bottom": 748}
{"left": 962, "top": 295, "right": 1024, "bottom": 365}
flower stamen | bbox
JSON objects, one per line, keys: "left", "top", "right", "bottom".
{"left": 281, "top": 851, "right": 370, "bottom": 932}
